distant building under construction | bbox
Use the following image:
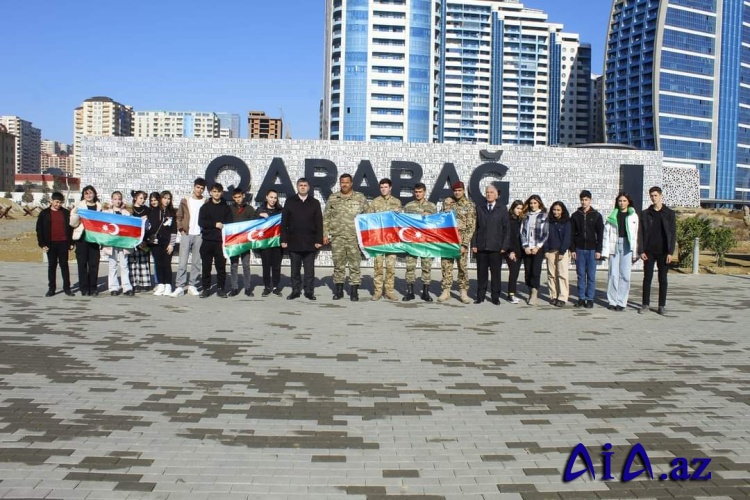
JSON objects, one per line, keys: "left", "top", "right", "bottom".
{"left": 247, "top": 111, "right": 283, "bottom": 139}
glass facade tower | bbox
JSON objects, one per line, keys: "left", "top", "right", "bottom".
{"left": 323, "top": 0, "right": 592, "bottom": 146}
{"left": 605, "top": 0, "right": 750, "bottom": 201}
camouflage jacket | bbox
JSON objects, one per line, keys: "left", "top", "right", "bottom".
{"left": 323, "top": 190, "right": 368, "bottom": 240}
{"left": 367, "top": 194, "right": 402, "bottom": 214}
{"left": 403, "top": 198, "right": 437, "bottom": 216}
{"left": 453, "top": 196, "right": 476, "bottom": 247}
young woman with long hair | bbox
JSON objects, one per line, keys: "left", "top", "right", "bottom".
{"left": 256, "top": 189, "right": 284, "bottom": 296}
{"left": 545, "top": 201, "right": 572, "bottom": 307}
{"left": 128, "top": 190, "right": 152, "bottom": 292}
{"left": 602, "top": 192, "right": 639, "bottom": 311}
{"left": 520, "top": 194, "right": 548, "bottom": 305}
{"left": 504, "top": 200, "right": 524, "bottom": 304}
{"left": 69, "top": 185, "right": 103, "bottom": 296}
{"left": 146, "top": 191, "right": 177, "bottom": 296}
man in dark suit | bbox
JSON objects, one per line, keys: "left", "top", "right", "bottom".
{"left": 471, "top": 185, "right": 512, "bottom": 305}
{"left": 281, "top": 178, "right": 323, "bottom": 300}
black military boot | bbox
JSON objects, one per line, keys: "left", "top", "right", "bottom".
{"left": 333, "top": 283, "right": 344, "bottom": 300}
{"left": 350, "top": 285, "right": 359, "bottom": 302}
{"left": 421, "top": 285, "right": 433, "bottom": 302}
{"left": 402, "top": 284, "right": 415, "bottom": 301}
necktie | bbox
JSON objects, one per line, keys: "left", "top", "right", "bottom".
{"left": 488, "top": 203, "right": 493, "bottom": 212}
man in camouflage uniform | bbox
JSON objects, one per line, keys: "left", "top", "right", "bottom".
{"left": 323, "top": 173, "right": 368, "bottom": 301}
{"left": 402, "top": 182, "right": 437, "bottom": 302}
{"left": 366, "top": 178, "right": 402, "bottom": 301}
{"left": 438, "top": 181, "right": 475, "bottom": 304}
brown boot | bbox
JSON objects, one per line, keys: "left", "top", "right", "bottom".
{"left": 437, "top": 289, "right": 450, "bottom": 302}
{"left": 459, "top": 290, "right": 471, "bottom": 304}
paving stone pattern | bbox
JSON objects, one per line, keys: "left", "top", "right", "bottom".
{"left": 1, "top": 263, "right": 748, "bottom": 499}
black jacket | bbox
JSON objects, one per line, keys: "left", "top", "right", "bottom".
{"left": 199, "top": 199, "right": 233, "bottom": 242}
{"left": 570, "top": 207, "right": 604, "bottom": 253}
{"left": 281, "top": 195, "right": 323, "bottom": 252}
{"left": 230, "top": 202, "right": 256, "bottom": 223}
{"left": 507, "top": 216, "right": 522, "bottom": 255}
{"left": 36, "top": 207, "right": 73, "bottom": 247}
{"left": 638, "top": 204, "right": 676, "bottom": 256}
{"left": 545, "top": 219, "right": 572, "bottom": 253}
{"left": 146, "top": 206, "right": 177, "bottom": 245}
{"left": 471, "top": 202, "right": 510, "bottom": 252}
{"left": 256, "top": 203, "right": 283, "bottom": 219}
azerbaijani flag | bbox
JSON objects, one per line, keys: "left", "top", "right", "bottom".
{"left": 355, "top": 211, "right": 461, "bottom": 258}
{"left": 79, "top": 209, "right": 146, "bottom": 248}
{"left": 222, "top": 214, "right": 282, "bottom": 258}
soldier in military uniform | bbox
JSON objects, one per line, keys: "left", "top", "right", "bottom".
{"left": 402, "top": 182, "right": 437, "bottom": 302}
{"left": 323, "top": 173, "right": 368, "bottom": 301}
{"left": 438, "top": 181, "right": 476, "bottom": 304}
{"left": 366, "top": 178, "right": 402, "bottom": 301}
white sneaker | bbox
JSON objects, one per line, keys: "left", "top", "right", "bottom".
{"left": 153, "top": 284, "right": 166, "bottom": 296}
{"left": 187, "top": 286, "right": 200, "bottom": 296}
{"left": 162, "top": 284, "right": 172, "bottom": 296}
{"left": 170, "top": 287, "right": 185, "bottom": 297}
{"left": 508, "top": 295, "right": 520, "bottom": 304}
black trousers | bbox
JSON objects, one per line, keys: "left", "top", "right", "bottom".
{"left": 503, "top": 253, "right": 522, "bottom": 296}
{"left": 523, "top": 251, "right": 544, "bottom": 290}
{"left": 642, "top": 252, "right": 669, "bottom": 307}
{"left": 151, "top": 244, "right": 172, "bottom": 286}
{"left": 47, "top": 241, "right": 71, "bottom": 292}
{"left": 201, "top": 240, "right": 226, "bottom": 291}
{"left": 75, "top": 240, "right": 100, "bottom": 293}
{"left": 290, "top": 250, "right": 316, "bottom": 294}
{"left": 476, "top": 250, "right": 502, "bottom": 298}
{"left": 259, "top": 247, "right": 282, "bottom": 289}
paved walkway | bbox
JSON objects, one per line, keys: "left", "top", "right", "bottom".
{"left": 0, "top": 263, "right": 749, "bottom": 499}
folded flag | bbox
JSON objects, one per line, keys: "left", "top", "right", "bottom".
{"left": 355, "top": 211, "right": 461, "bottom": 258}
{"left": 222, "top": 214, "right": 282, "bottom": 258}
{"left": 78, "top": 209, "right": 146, "bottom": 249}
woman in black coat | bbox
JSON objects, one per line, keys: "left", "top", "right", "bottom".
{"left": 256, "top": 189, "right": 284, "bottom": 296}
{"left": 146, "top": 191, "right": 177, "bottom": 296}
{"left": 504, "top": 200, "right": 524, "bottom": 304}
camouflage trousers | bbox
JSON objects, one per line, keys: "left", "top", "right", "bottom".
{"left": 405, "top": 256, "right": 433, "bottom": 284}
{"left": 373, "top": 254, "right": 397, "bottom": 293}
{"left": 441, "top": 251, "right": 469, "bottom": 291}
{"left": 331, "top": 238, "right": 362, "bottom": 285}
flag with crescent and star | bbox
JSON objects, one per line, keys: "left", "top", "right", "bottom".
{"left": 78, "top": 209, "right": 146, "bottom": 248}
{"left": 222, "top": 213, "right": 282, "bottom": 258}
{"left": 355, "top": 211, "right": 461, "bottom": 258}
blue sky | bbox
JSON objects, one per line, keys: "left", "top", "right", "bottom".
{"left": 0, "top": 0, "right": 612, "bottom": 144}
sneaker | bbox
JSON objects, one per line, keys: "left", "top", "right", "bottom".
{"left": 153, "top": 284, "right": 166, "bottom": 296}
{"left": 262, "top": 288, "right": 271, "bottom": 297}
{"left": 217, "top": 290, "right": 229, "bottom": 298}
{"left": 170, "top": 287, "right": 185, "bottom": 297}
{"left": 584, "top": 300, "right": 594, "bottom": 309}
{"left": 162, "top": 284, "right": 172, "bottom": 296}
{"left": 638, "top": 305, "right": 649, "bottom": 314}
{"left": 657, "top": 306, "right": 667, "bottom": 316}
{"left": 244, "top": 289, "right": 254, "bottom": 297}
{"left": 199, "top": 290, "right": 211, "bottom": 299}
{"left": 574, "top": 299, "right": 585, "bottom": 308}
{"left": 272, "top": 287, "right": 282, "bottom": 296}
{"left": 187, "top": 286, "right": 200, "bottom": 296}
{"left": 507, "top": 295, "right": 520, "bottom": 304}
{"left": 229, "top": 288, "right": 240, "bottom": 297}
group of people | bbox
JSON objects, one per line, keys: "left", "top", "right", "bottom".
{"left": 36, "top": 174, "right": 677, "bottom": 314}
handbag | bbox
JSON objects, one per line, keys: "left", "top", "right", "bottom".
{"left": 146, "top": 215, "right": 165, "bottom": 245}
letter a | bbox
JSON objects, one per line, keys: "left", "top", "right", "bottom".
{"left": 563, "top": 443, "right": 596, "bottom": 482}
{"left": 622, "top": 443, "right": 654, "bottom": 481}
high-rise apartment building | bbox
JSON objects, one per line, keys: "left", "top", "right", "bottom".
{"left": 248, "top": 111, "right": 283, "bottom": 139}
{"left": 0, "top": 124, "right": 15, "bottom": 192}
{"left": 591, "top": 74, "right": 605, "bottom": 144}
{"left": 216, "top": 113, "right": 241, "bottom": 138}
{"left": 41, "top": 140, "right": 72, "bottom": 156}
{"left": 604, "top": 0, "right": 750, "bottom": 201}
{"left": 133, "top": 111, "right": 220, "bottom": 138}
{"left": 322, "top": 0, "right": 591, "bottom": 146}
{"left": 0, "top": 116, "right": 42, "bottom": 174}
{"left": 73, "top": 97, "right": 133, "bottom": 177}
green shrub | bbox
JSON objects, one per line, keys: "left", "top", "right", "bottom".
{"left": 676, "top": 216, "right": 712, "bottom": 268}
{"left": 707, "top": 226, "right": 737, "bottom": 267}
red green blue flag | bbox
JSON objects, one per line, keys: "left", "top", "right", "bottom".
{"left": 355, "top": 211, "right": 461, "bottom": 258}
{"left": 79, "top": 209, "right": 146, "bottom": 248}
{"left": 222, "top": 214, "right": 282, "bottom": 258}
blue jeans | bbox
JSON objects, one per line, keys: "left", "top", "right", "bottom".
{"left": 575, "top": 249, "right": 597, "bottom": 301}
{"left": 607, "top": 238, "right": 633, "bottom": 307}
